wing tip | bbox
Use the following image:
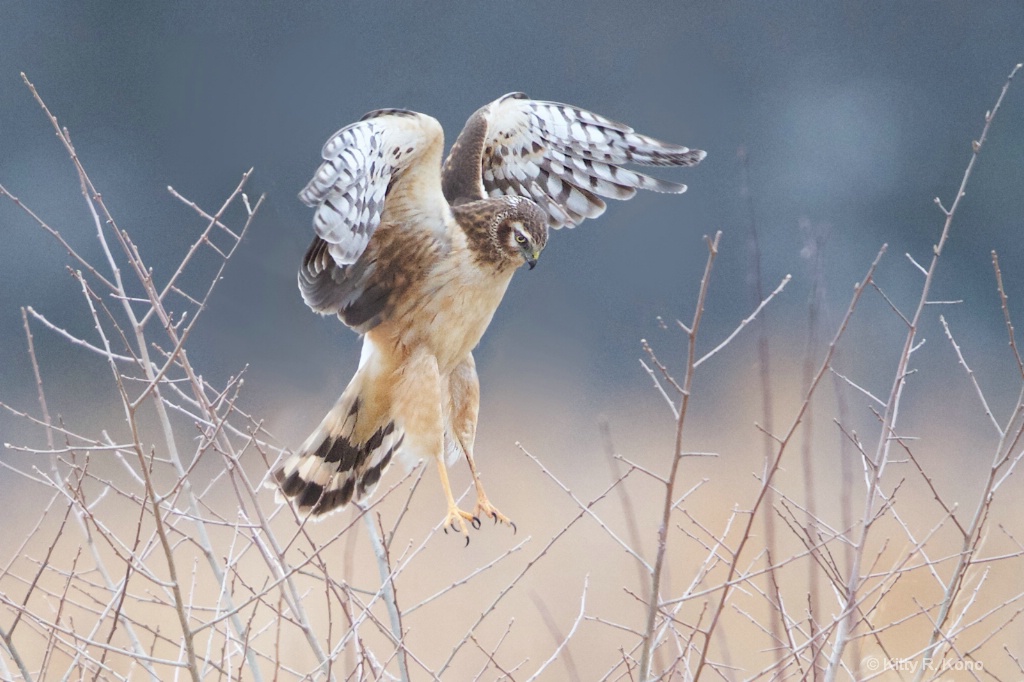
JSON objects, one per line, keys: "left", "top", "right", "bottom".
{"left": 298, "top": 185, "right": 319, "bottom": 207}
{"left": 644, "top": 146, "right": 707, "bottom": 168}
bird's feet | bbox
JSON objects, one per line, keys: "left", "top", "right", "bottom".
{"left": 441, "top": 504, "right": 480, "bottom": 545}
{"left": 474, "top": 495, "right": 516, "bottom": 534}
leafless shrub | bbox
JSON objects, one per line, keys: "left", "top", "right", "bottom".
{"left": 2, "top": 65, "right": 1023, "bottom": 681}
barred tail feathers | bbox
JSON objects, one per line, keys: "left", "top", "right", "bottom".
{"left": 273, "top": 346, "right": 405, "bottom": 518}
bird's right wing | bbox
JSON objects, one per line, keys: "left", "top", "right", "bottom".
{"left": 298, "top": 109, "right": 449, "bottom": 327}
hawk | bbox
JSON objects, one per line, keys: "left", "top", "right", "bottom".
{"left": 273, "top": 93, "right": 705, "bottom": 539}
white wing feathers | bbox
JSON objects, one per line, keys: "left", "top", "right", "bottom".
{"left": 480, "top": 93, "right": 706, "bottom": 228}
{"left": 299, "top": 95, "right": 704, "bottom": 273}
{"left": 299, "top": 109, "right": 447, "bottom": 266}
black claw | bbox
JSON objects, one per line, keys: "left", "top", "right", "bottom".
{"left": 471, "top": 515, "right": 481, "bottom": 530}
{"left": 464, "top": 534, "right": 470, "bottom": 547}
{"left": 510, "top": 521, "right": 518, "bottom": 535}
{"left": 443, "top": 526, "right": 448, "bottom": 535}
{"left": 491, "top": 512, "right": 498, "bottom": 524}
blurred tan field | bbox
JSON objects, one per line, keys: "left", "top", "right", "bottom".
{"left": 3, "top": 313, "right": 1023, "bottom": 680}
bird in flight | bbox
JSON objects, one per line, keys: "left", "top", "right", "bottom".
{"left": 273, "top": 92, "right": 705, "bottom": 540}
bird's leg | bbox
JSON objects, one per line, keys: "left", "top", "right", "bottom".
{"left": 447, "top": 352, "right": 515, "bottom": 532}
{"left": 433, "top": 450, "right": 479, "bottom": 543}
{"left": 462, "top": 446, "right": 515, "bottom": 532}
{"left": 394, "top": 351, "right": 479, "bottom": 543}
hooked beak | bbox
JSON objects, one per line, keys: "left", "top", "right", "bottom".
{"left": 526, "top": 248, "right": 540, "bottom": 270}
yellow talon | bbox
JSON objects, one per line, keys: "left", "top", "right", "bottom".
{"left": 441, "top": 505, "right": 478, "bottom": 544}
{"left": 474, "top": 496, "right": 514, "bottom": 532}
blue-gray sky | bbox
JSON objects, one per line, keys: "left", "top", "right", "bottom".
{"left": 2, "top": 2, "right": 1024, "bottom": 452}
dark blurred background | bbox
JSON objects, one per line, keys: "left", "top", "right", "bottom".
{"left": 2, "top": 2, "right": 1023, "bottom": 469}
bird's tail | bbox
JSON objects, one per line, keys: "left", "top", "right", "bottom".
{"left": 272, "top": 350, "right": 405, "bottom": 518}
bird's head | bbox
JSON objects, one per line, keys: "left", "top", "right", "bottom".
{"left": 492, "top": 196, "right": 548, "bottom": 270}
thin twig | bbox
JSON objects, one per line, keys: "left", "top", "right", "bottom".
{"left": 638, "top": 231, "right": 721, "bottom": 680}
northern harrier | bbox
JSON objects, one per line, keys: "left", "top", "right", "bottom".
{"left": 273, "top": 93, "right": 705, "bottom": 539}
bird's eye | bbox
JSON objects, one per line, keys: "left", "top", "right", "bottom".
{"left": 514, "top": 233, "right": 527, "bottom": 244}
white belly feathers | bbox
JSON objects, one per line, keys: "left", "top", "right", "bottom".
{"left": 415, "top": 261, "right": 515, "bottom": 373}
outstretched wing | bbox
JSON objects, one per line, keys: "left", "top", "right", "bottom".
{"left": 441, "top": 92, "right": 705, "bottom": 228}
{"left": 298, "top": 109, "right": 449, "bottom": 324}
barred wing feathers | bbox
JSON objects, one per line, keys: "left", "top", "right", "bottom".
{"left": 297, "top": 109, "right": 449, "bottom": 326}
{"left": 299, "top": 108, "right": 447, "bottom": 265}
{"left": 443, "top": 92, "right": 706, "bottom": 228}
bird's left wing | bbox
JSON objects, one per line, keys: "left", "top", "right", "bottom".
{"left": 441, "top": 92, "right": 705, "bottom": 228}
